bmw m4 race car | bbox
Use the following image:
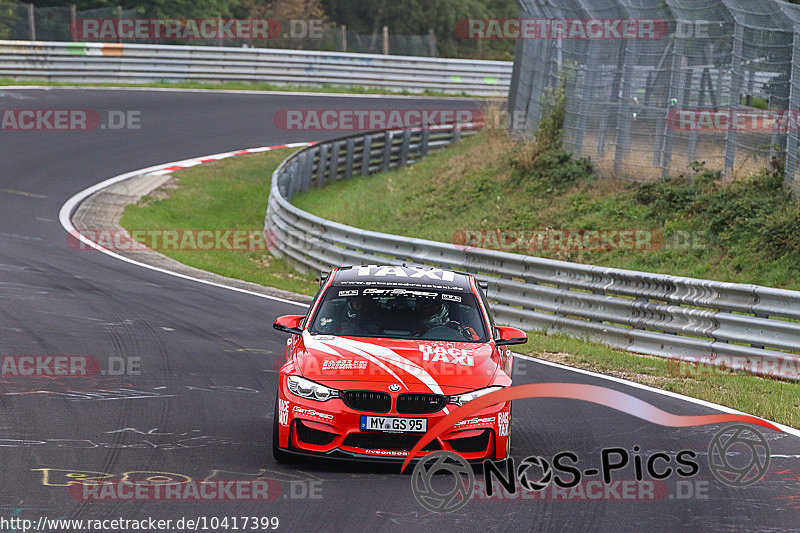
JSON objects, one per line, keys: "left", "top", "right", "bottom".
{"left": 271, "top": 265, "right": 527, "bottom": 462}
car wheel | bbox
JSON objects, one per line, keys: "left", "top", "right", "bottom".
{"left": 272, "top": 391, "right": 291, "bottom": 463}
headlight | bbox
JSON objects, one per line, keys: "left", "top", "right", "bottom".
{"left": 448, "top": 386, "right": 503, "bottom": 407}
{"left": 287, "top": 375, "right": 339, "bottom": 402}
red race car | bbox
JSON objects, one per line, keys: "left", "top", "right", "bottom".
{"left": 272, "top": 265, "right": 527, "bottom": 463}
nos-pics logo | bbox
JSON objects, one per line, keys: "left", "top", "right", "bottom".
{"left": 410, "top": 424, "right": 770, "bottom": 513}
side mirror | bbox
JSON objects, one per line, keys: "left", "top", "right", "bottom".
{"left": 273, "top": 315, "right": 304, "bottom": 335}
{"left": 495, "top": 326, "right": 527, "bottom": 346}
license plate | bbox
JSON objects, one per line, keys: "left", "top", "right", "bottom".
{"left": 360, "top": 415, "right": 427, "bottom": 433}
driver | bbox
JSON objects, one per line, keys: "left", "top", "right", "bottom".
{"left": 340, "top": 296, "right": 380, "bottom": 336}
{"left": 418, "top": 302, "right": 479, "bottom": 341}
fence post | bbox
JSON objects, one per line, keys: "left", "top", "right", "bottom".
{"left": 786, "top": 28, "right": 800, "bottom": 197}
{"left": 316, "top": 144, "right": 329, "bottom": 186}
{"left": 361, "top": 135, "right": 372, "bottom": 175}
{"left": 427, "top": 29, "right": 436, "bottom": 57}
{"left": 613, "top": 43, "right": 634, "bottom": 175}
{"left": 381, "top": 131, "right": 394, "bottom": 171}
{"left": 329, "top": 141, "right": 342, "bottom": 181}
{"left": 341, "top": 25, "right": 347, "bottom": 52}
{"left": 27, "top": 3, "right": 35, "bottom": 41}
{"left": 399, "top": 131, "right": 411, "bottom": 166}
{"left": 382, "top": 26, "right": 389, "bottom": 55}
{"left": 724, "top": 22, "right": 745, "bottom": 178}
{"left": 301, "top": 151, "right": 314, "bottom": 191}
{"left": 660, "top": 37, "right": 686, "bottom": 178}
{"left": 344, "top": 138, "right": 355, "bottom": 179}
{"left": 116, "top": 5, "right": 123, "bottom": 43}
{"left": 420, "top": 129, "right": 430, "bottom": 158}
{"left": 688, "top": 66, "right": 709, "bottom": 165}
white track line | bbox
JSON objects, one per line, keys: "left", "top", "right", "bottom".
{"left": 57, "top": 137, "right": 798, "bottom": 436}
{"left": 58, "top": 144, "right": 312, "bottom": 308}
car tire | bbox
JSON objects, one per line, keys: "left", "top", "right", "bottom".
{"left": 272, "top": 392, "right": 291, "bottom": 463}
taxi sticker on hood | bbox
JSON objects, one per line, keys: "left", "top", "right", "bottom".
{"left": 420, "top": 344, "right": 475, "bottom": 366}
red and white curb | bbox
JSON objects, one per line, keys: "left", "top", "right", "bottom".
{"left": 143, "top": 142, "right": 317, "bottom": 177}
{"left": 59, "top": 141, "right": 316, "bottom": 307}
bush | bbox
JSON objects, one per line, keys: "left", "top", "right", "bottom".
{"left": 633, "top": 160, "right": 800, "bottom": 263}
{"left": 510, "top": 72, "right": 593, "bottom": 190}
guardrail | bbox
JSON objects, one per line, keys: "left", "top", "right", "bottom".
{"left": 265, "top": 126, "right": 800, "bottom": 381}
{"left": 0, "top": 40, "right": 512, "bottom": 97}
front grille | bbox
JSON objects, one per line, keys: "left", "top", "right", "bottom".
{"left": 447, "top": 430, "right": 491, "bottom": 454}
{"left": 343, "top": 433, "right": 441, "bottom": 452}
{"left": 341, "top": 390, "right": 391, "bottom": 413}
{"left": 396, "top": 393, "right": 446, "bottom": 414}
{"left": 295, "top": 420, "right": 336, "bottom": 446}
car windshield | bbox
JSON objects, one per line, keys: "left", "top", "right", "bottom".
{"left": 309, "top": 286, "right": 488, "bottom": 342}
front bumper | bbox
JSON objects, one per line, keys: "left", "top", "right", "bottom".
{"left": 275, "top": 383, "right": 510, "bottom": 461}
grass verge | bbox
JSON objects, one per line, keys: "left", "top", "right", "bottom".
{"left": 517, "top": 333, "right": 799, "bottom": 428}
{"left": 119, "top": 149, "right": 319, "bottom": 296}
{"left": 292, "top": 128, "right": 800, "bottom": 290}
{"left": 0, "top": 79, "right": 473, "bottom": 98}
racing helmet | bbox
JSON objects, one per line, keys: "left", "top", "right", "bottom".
{"left": 421, "top": 302, "right": 449, "bottom": 328}
{"left": 346, "top": 297, "right": 375, "bottom": 319}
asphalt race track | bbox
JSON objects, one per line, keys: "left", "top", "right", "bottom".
{"left": 0, "top": 88, "right": 798, "bottom": 532}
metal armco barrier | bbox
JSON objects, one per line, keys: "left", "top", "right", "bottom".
{"left": 265, "top": 126, "right": 800, "bottom": 380}
{"left": 0, "top": 40, "right": 511, "bottom": 97}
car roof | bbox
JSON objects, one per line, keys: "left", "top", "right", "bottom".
{"left": 331, "top": 265, "right": 473, "bottom": 291}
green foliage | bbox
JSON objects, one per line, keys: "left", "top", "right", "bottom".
{"left": 635, "top": 160, "right": 800, "bottom": 264}
{"left": 31, "top": 0, "right": 238, "bottom": 17}
{"left": 321, "top": 0, "right": 518, "bottom": 59}
{"left": 510, "top": 73, "right": 593, "bottom": 191}
{"left": 0, "top": 0, "right": 16, "bottom": 40}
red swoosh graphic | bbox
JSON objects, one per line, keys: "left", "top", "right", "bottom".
{"left": 400, "top": 383, "right": 782, "bottom": 472}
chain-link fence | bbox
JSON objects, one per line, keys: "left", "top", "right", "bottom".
{"left": 0, "top": 2, "right": 438, "bottom": 56}
{"left": 509, "top": 0, "right": 800, "bottom": 193}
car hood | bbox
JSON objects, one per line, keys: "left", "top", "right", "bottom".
{"left": 295, "top": 332, "right": 499, "bottom": 394}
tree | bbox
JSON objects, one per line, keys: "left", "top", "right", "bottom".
{"left": 321, "top": 0, "right": 518, "bottom": 58}
{"left": 242, "top": 0, "right": 329, "bottom": 49}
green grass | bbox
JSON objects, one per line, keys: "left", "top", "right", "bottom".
{"left": 119, "top": 149, "right": 319, "bottom": 296}
{"left": 0, "top": 78, "right": 473, "bottom": 98}
{"left": 292, "top": 129, "right": 800, "bottom": 290}
{"left": 517, "top": 332, "right": 800, "bottom": 428}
